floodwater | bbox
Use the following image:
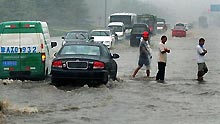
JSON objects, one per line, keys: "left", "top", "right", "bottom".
{"left": 1, "top": 27, "right": 220, "bottom": 124}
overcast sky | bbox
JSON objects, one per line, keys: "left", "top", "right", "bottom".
{"left": 87, "top": 0, "right": 220, "bottom": 27}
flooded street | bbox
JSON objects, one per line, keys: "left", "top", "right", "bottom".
{"left": 1, "top": 28, "right": 220, "bottom": 124}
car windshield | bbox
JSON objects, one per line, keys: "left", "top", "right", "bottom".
{"left": 131, "top": 27, "right": 147, "bottom": 34}
{"left": 174, "top": 26, "right": 185, "bottom": 30}
{"left": 60, "top": 45, "right": 101, "bottom": 56}
{"left": 66, "top": 32, "right": 89, "bottom": 40}
{"left": 91, "top": 31, "right": 110, "bottom": 36}
{"left": 175, "top": 23, "right": 184, "bottom": 27}
{"left": 108, "top": 26, "right": 123, "bottom": 32}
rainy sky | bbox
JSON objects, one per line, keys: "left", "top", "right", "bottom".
{"left": 87, "top": 0, "right": 220, "bottom": 27}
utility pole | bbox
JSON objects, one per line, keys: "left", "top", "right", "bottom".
{"left": 104, "top": 0, "right": 107, "bottom": 28}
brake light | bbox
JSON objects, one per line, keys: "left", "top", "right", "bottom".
{"left": 41, "top": 43, "right": 44, "bottom": 49}
{"left": 41, "top": 53, "right": 46, "bottom": 62}
{"left": 5, "top": 25, "right": 16, "bottom": 28}
{"left": 9, "top": 67, "right": 14, "bottom": 71}
{"left": 93, "top": 61, "right": 104, "bottom": 69}
{"left": 52, "top": 60, "right": 62, "bottom": 68}
{"left": 25, "top": 66, "right": 30, "bottom": 71}
{"left": 24, "top": 24, "right": 35, "bottom": 28}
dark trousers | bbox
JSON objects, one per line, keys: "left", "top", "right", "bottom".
{"left": 156, "top": 62, "right": 166, "bottom": 80}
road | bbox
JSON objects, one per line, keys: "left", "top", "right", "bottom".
{"left": 1, "top": 27, "right": 220, "bottom": 124}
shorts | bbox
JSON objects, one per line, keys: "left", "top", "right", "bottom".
{"left": 138, "top": 57, "right": 151, "bottom": 70}
{"left": 197, "top": 63, "right": 208, "bottom": 76}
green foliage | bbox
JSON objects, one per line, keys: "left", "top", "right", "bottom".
{"left": 0, "top": 0, "right": 89, "bottom": 36}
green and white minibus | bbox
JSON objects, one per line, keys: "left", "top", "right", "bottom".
{"left": 0, "top": 21, "right": 57, "bottom": 80}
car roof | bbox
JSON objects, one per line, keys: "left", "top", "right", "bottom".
{"left": 133, "top": 23, "right": 149, "bottom": 27}
{"left": 63, "top": 41, "right": 104, "bottom": 46}
{"left": 110, "top": 13, "right": 136, "bottom": 16}
{"left": 91, "top": 29, "right": 111, "bottom": 32}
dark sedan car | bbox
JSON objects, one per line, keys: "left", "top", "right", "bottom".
{"left": 51, "top": 42, "right": 119, "bottom": 86}
{"left": 62, "top": 30, "right": 90, "bottom": 45}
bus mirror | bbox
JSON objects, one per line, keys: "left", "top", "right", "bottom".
{"left": 51, "top": 41, "right": 57, "bottom": 48}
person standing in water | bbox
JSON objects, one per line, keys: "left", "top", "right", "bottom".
{"left": 156, "top": 35, "right": 170, "bottom": 83}
{"left": 132, "top": 31, "right": 152, "bottom": 78}
{"left": 196, "top": 38, "right": 208, "bottom": 82}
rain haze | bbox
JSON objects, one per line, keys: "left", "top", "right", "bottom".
{"left": 87, "top": 0, "right": 220, "bottom": 27}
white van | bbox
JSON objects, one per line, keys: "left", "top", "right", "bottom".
{"left": 107, "top": 22, "right": 125, "bottom": 41}
{"left": 0, "top": 21, "right": 57, "bottom": 80}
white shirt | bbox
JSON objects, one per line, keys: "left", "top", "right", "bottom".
{"left": 158, "top": 42, "right": 167, "bottom": 63}
{"left": 197, "top": 45, "right": 206, "bottom": 63}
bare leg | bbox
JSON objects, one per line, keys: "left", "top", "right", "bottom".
{"left": 132, "top": 66, "right": 141, "bottom": 77}
{"left": 146, "top": 70, "right": 150, "bottom": 77}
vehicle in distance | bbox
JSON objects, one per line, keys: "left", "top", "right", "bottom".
{"left": 107, "top": 22, "right": 125, "bottom": 41}
{"left": 90, "top": 29, "right": 116, "bottom": 49}
{"left": 62, "top": 30, "right": 89, "bottom": 45}
{"left": 156, "top": 18, "right": 167, "bottom": 33}
{"left": 198, "top": 16, "right": 208, "bottom": 28}
{"left": 172, "top": 23, "right": 186, "bottom": 37}
{"left": 137, "top": 14, "right": 157, "bottom": 35}
{"left": 51, "top": 42, "right": 119, "bottom": 86}
{"left": 108, "top": 13, "right": 137, "bottom": 39}
{"left": 130, "top": 23, "right": 150, "bottom": 47}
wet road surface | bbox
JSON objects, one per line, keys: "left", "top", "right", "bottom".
{"left": 1, "top": 27, "right": 220, "bottom": 124}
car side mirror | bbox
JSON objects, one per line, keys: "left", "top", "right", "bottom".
{"left": 54, "top": 52, "right": 57, "bottom": 57}
{"left": 112, "top": 53, "right": 120, "bottom": 59}
{"left": 89, "top": 37, "right": 94, "bottom": 42}
{"left": 62, "top": 36, "right": 65, "bottom": 39}
{"left": 51, "top": 41, "right": 57, "bottom": 48}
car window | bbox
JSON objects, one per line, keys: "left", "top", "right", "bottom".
{"left": 131, "top": 26, "right": 148, "bottom": 34}
{"left": 66, "top": 32, "right": 88, "bottom": 40}
{"left": 60, "top": 45, "right": 101, "bottom": 56}
{"left": 101, "top": 45, "right": 110, "bottom": 57}
{"left": 108, "top": 26, "right": 123, "bottom": 32}
{"left": 175, "top": 23, "right": 184, "bottom": 27}
{"left": 174, "top": 26, "right": 185, "bottom": 30}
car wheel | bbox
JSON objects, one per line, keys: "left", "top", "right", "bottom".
{"left": 102, "top": 74, "right": 109, "bottom": 85}
{"left": 51, "top": 76, "right": 60, "bottom": 86}
{"left": 130, "top": 41, "right": 134, "bottom": 47}
{"left": 110, "top": 63, "right": 117, "bottom": 81}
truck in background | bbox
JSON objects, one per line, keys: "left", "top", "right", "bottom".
{"left": 137, "top": 14, "right": 157, "bottom": 35}
{"left": 108, "top": 13, "right": 137, "bottom": 39}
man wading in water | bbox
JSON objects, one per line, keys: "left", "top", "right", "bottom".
{"left": 132, "top": 31, "right": 152, "bottom": 78}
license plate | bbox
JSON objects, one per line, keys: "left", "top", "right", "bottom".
{"left": 2, "top": 61, "right": 17, "bottom": 66}
{"left": 67, "top": 61, "right": 88, "bottom": 69}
